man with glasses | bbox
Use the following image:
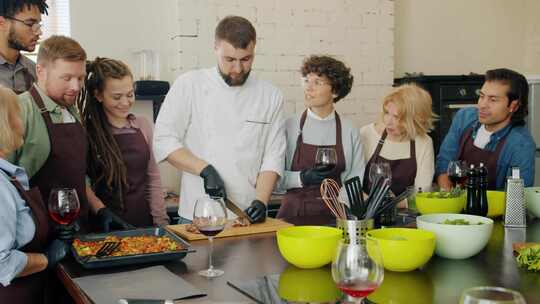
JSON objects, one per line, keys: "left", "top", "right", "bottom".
{"left": 0, "top": 0, "right": 47, "bottom": 94}
{"left": 436, "top": 68, "right": 536, "bottom": 190}
{"left": 154, "top": 16, "right": 286, "bottom": 224}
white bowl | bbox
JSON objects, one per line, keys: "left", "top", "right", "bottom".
{"left": 525, "top": 187, "right": 540, "bottom": 218}
{"left": 416, "top": 213, "right": 493, "bottom": 259}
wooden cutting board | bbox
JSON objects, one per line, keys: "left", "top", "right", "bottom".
{"left": 167, "top": 218, "right": 292, "bottom": 241}
{"left": 513, "top": 242, "right": 540, "bottom": 252}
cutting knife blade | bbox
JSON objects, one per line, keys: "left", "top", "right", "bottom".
{"left": 224, "top": 198, "right": 250, "bottom": 220}
{"left": 118, "top": 299, "right": 174, "bottom": 304}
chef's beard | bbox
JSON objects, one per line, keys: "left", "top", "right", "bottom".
{"left": 219, "top": 68, "right": 251, "bottom": 87}
{"left": 8, "top": 27, "right": 31, "bottom": 51}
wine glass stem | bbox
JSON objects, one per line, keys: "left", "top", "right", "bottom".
{"left": 208, "top": 236, "right": 214, "bottom": 271}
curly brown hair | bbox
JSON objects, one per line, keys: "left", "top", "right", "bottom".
{"left": 301, "top": 55, "right": 354, "bottom": 103}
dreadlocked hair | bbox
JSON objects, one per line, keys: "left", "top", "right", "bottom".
{"left": 78, "top": 57, "right": 133, "bottom": 202}
{"left": 0, "top": 0, "right": 48, "bottom": 17}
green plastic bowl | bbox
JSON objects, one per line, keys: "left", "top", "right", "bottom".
{"left": 367, "top": 228, "right": 436, "bottom": 272}
{"left": 415, "top": 192, "right": 466, "bottom": 215}
{"left": 276, "top": 226, "right": 342, "bottom": 269}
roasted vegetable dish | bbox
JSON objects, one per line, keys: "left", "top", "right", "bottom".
{"left": 73, "top": 235, "right": 182, "bottom": 257}
{"left": 516, "top": 245, "right": 540, "bottom": 271}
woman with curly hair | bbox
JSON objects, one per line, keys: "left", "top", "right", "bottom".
{"left": 79, "top": 58, "right": 169, "bottom": 231}
{"left": 360, "top": 84, "right": 437, "bottom": 197}
{"left": 277, "top": 55, "right": 365, "bottom": 223}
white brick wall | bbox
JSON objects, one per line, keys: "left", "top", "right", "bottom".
{"left": 171, "top": 0, "right": 394, "bottom": 128}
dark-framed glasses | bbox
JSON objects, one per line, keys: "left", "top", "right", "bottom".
{"left": 5, "top": 16, "right": 42, "bottom": 33}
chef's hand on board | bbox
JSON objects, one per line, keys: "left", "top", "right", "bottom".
{"left": 300, "top": 166, "right": 334, "bottom": 186}
{"left": 244, "top": 199, "right": 266, "bottom": 223}
{"left": 44, "top": 239, "right": 69, "bottom": 269}
{"left": 200, "top": 164, "right": 227, "bottom": 199}
{"left": 97, "top": 207, "right": 135, "bottom": 232}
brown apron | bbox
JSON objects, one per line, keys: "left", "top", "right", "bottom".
{"left": 277, "top": 111, "right": 346, "bottom": 223}
{"left": 28, "top": 85, "right": 89, "bottom": 231}
{"left": 363, "top": 129, "right": 417, "bottom": 196}
{"left": 95, "top": 129, "right": 152, "bottom": 227}
{"left": 457, "top": 127, "right": 507, "bottom": 190}
{"left": 0, "top": 171, "right": 50, "bottom": 304}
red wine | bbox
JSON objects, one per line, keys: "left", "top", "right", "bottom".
{"left": 315, "top": 163, "right": 336, "bottom": 171}
{"left": 337, "top": 281, "right": 378, "bottom": 298}
{"left": 49, "top": 208, "right": 80, "bottom": 225}
{"left": 198, "top": 227, "right": 224, "bottom": 237}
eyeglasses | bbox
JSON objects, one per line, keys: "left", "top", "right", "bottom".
{"left": 5, "top": 16, "right": 42, "bottom": 33}
{"left": 301, "top": 77, "right": 330, "bottom": 88}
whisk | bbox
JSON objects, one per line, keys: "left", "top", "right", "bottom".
{"left": 320, "top": 178, "right": 347, "bottom": 219}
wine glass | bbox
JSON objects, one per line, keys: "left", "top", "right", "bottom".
{"left": 193, "top": 196, "right": 227, "bottom": 278}
{"left": 315, "top": 147, "right": 337, "bottom": 171}
{"left": 48, "top": 188, "right": 81, "bottom": 240}
{"left": 447, "top": 160, "right": 468, "bottom": 189}
{"left": 368, "top": 162, "right": 392, "bottom": 184}
{"left": 332, "top": 238, "right": 384, "bottom": 303}
{"left": 460, "top": 286, "right": 526, "bottom": 304}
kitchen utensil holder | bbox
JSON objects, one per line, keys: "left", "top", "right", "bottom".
{"left": 337, "top": 218, "right": 374, "bottom": 244}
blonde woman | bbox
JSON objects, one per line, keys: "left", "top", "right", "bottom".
{"left": 360, "top": 84, "right": 437, "bottom": 195}
{"left": 0, "top": 87, "right": 68, "bottom": 303}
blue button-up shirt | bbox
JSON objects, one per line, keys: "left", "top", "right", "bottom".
{"left": 0, "top": 158, "right": 35, "bottom": 287}
{"left": 436, "top": 107, "right": 536, "bottom": 189}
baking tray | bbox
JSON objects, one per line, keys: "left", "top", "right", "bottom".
{"left": 71, "top": 227, "right": 195, "bottom": 269}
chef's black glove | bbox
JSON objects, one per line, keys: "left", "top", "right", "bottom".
{"left": 244, "top": 199, "right": 267, "bottom": 223}
{"left": 96, "top": 207, "right": 135, "bottom": 232}
{"left": 200, "top": 164, "right": 227, "bottom": 199}
{"left": 300, "top": 167, "right": 334, "bottom": 186}
{"left": 44, "top": 239, "right": 69, "bottom": 269}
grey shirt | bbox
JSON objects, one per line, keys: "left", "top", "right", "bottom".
{"left": 279, "top": 109, "right": 366, "bottom": 190}
{"left": 0, "top": 53, "right": 36, "bottom": 94}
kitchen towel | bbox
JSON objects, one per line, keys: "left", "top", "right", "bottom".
{"left": 74, "top": 265, "right": 206, "bottom": 304}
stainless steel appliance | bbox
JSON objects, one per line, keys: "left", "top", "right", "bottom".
{"left": 526, "top": 75, "right": 540, "bottom": 186}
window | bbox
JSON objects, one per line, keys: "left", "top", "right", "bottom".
{"left": 24, "top": 0, "right": 71, "bottom": 62}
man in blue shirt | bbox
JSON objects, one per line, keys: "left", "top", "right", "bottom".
{"left": 436, "top": 68, "right": 536, "bottom": 190}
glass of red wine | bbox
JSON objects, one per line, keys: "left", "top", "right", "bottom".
{"left": 193, "top": 196, "right": 227, "bottom": 278}
{"left": 48, "top": 188, "right": 80, "bottom": 240}
{"left": 447, "top": 160, "right": 468, "bottom": 189}
{"left": 315, "top": 147, "right": 337, "bottom": 171}
{"left": 332, "top": 238, "right": 384, "bottom": 303}
{"left": 460, "top": 286, "right": 526, "bottom": 304}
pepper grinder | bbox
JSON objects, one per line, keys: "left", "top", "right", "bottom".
{"left": 504, "top": 167, "right": 527, "bottom": 228}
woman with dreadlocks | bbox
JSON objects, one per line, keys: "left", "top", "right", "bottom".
{"left": 80, "top": 58, "right": 169, "bottom": 230}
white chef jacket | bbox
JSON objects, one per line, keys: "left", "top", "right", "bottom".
{"left": 153, "top": 67, "right": 286, "bottom": 219}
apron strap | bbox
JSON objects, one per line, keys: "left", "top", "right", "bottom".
{"left": 29, "top": 85, "right": 55, "bottom": 130}
{"left": 372, "top": 128, "right": 388, "bottom": 162}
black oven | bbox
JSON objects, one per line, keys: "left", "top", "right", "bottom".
{"left": 394, "top": 75, "right": 485, "bottom": 154}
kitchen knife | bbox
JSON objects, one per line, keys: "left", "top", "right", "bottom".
{"left": 224, "top": 198, "right": 250, "bottom": 220}
{"left": 118, "top": 299, "right": 174, "bottom": 304}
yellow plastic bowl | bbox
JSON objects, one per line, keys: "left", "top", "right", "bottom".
{"left": 368, "top": 270, "right": 434, "bottom": 304}
{"left": 415, "top": 192, "right": 466, "bottom": 215}
{"left": 276, "top": 226, "right": 341, "bottom": 269}
{"left": 278, "top": 265, "right": 340, "bottom": 302}
{"left": 486, "top": 190, "right": 505, "bottom": 218}
{"left": 367, "top": 228, "right": 436, "bottom": 272}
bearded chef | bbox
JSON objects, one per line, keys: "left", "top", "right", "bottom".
{"left": 153, "top": 15, "right": 285, "bottom": 224}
